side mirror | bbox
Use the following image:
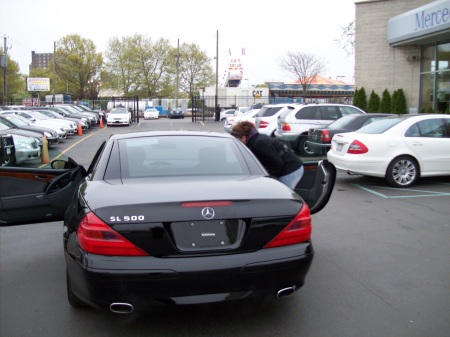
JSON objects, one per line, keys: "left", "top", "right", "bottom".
{"left": 51, "top": 160, "right": 69, "bottom": 169}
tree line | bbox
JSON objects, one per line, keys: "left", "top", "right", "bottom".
{"left": 1, "top": 34, "right": 216, "bottom": 103}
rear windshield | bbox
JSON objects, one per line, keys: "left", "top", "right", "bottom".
{"left": 115, "top": 136, "right": 249, "bottom": 179}
{"left": 356, "top": 117, "right": 402, "bottom": 134}
{"left": 257, "top": 106, "right": 284, "bottom": 117}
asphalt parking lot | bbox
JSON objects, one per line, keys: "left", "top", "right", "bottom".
{"left": 1, "top": 118, "right": 449, "bottom": 337}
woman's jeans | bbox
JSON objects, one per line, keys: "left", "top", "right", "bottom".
{"left": 279, "top": 166, "right": 304, "bottom": 190}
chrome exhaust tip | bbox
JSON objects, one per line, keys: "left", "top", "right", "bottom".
{"left": 277, "top": 286, "right": 296, "bottom": 299}
{"left": 110, "top": 302, "right": 134, "bottom": 314}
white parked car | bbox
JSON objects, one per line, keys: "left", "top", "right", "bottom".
{"left": 143, "top": 108, "right": 159, "bottom": 120}
{"left": 2, "top": 110, "right": 76, "bottom": 136}
{"left": 275, "top": 103, "right": 366, "bottom": 156}
{"left": 220, "top": 109, "right": 236, "bottom": 121}
{"left": 107, "top": 108, "right": 131, "bottom": 126}
{"left": 234, "top": 106, "right": 251, "bottom": 117}
{"left": 327, "top": 114, "right": 450, "bottom": 188}
{"left": 255, "top": 103, "right": 293, "bottom": 137}
{"left": 33, "top": 109, "right": 89, "bottom": 130}
{"left": 10, "top": 134, "right": 41, "bottom": 165}
{"left": 223, "top": 109, "right": 260, "bottom": 133}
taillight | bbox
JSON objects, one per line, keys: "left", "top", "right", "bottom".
{"left": 281, "top": 123, "right": 291, "bottom": 131}
{"left": 264, "top": 204, "right": 311, "bottom": 248}
{"left": 321, "top": 130, "right": 331, "bottom": 143}
{"left": 347, "top": 140, "right": 368, "bottom": 154}
{"left": 259, "top": 121, "right": 269, "bottom": 128}
{"left": 77, "top": 212, "right": 148, "bottom": 256}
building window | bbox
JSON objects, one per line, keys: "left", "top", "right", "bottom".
{"left": 437, "top": 43, "right": 450, "bottom": 71}
{"left": 420, "top": 42, "right": 450, "bottom": 113}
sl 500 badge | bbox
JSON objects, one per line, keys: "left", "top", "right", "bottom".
{"left": 110, "top": 215, "right": 145, "bottom": 222}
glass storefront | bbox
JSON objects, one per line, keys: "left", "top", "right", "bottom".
{"left": 420, "top": 42, "right": 450, "bottom": 113}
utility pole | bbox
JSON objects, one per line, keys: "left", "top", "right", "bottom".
{"left": 53, "top": 41, "right": 56, "bottom": 105}
{"left": 175, "top": 39, "right": 180, "bottom": 108}
{"left": 2, "top": 36, "right": 8, "bottom": 105}
{"left": 215, "top": 30, "right": 219, "bottom": 121}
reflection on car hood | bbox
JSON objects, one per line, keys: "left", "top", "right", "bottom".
{"left": 81, "top": 175, "right": 302, "bottom": 222}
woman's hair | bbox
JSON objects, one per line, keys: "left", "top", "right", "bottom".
{"left": 231, "top": 121, "right": 253, "bottom": 138}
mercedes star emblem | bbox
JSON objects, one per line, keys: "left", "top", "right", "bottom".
{"left": 201, "top": 207, "right": 215, "bottom": 220}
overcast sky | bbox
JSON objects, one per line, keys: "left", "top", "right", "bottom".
{"left": 1, "top": 0, "right": 357, "bottom": 86}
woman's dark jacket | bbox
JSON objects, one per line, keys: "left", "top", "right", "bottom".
{"left": 246, "top": 131, "right": 303, "bottom": 178}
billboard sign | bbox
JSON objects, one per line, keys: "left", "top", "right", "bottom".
{"left": 26, "top": 77, "right": 50, "bottom": 91}
{"left": 228, "top": 58, "right": 243, "bottom": 80}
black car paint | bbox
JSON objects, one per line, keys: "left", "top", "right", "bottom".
{"left": 0, "top": 131, "right": 335, "bottom": 311}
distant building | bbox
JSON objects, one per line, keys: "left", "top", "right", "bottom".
{"left": 29, "top": 51, "right": 53, "bottom": 72}
{"left": 268, "top": 75, "right": 355, "bottom": 104}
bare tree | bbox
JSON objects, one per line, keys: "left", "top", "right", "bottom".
{"left": 335, "top": 21, "right": 355, "bottom": 56}
{"left": 279, "top": 51, "right": 326, "bottom": 98}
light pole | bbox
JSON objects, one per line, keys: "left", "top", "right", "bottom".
{"left": 215, "top": 30, "right": 219, "bottom": 121}
{"left": 174, "top": 39, "right": 180, "bottom": 108}
{"left": 2, "top": 36, "right": 9, "bottom": 105}
{"left": 336, "top": 75, "right": 345, "bottom": 82}
{"left": 53, "top": 41, "right": 56, "bottom": 105}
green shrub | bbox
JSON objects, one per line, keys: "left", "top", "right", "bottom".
{"left": 354, "top": 87, "right": 367, "bottom": 111}
{"left": 367, "top": 90, "right": 380, "bottom": 113}
{"left": 379, "top": 89, "right": 391, "bottom": 113}
{"left": 391, "top": 89, "right": 407, "bottom": 114}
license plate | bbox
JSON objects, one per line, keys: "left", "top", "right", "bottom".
{"left": 171, "top": 219, "right": 242, "bottom": 251}
{"left": 336, "top": 143, "right": 343, "bottom": 152}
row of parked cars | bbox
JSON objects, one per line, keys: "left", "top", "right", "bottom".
{"left": 223, "top": 102, "right": 450, "bottom": 188}
{"left": 0, "top": 104, "right": 102, "bottom": 166}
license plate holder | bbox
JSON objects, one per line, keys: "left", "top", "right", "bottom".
{"left": 171, "top": 219, "right": 242, "bottom": 251}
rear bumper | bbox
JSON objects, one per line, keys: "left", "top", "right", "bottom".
{"left": 47, "top": 137, "right": 59, "bottom": 145}
{"left": 65, "top": 242, "right": 314, "bottom": 311}
{"left": 307, "top": 141, "right": 330, "bottom": 155}
{"left": 327, "top": 151, "right": 387, "bottom": 177}
{"left": 274, "top": 131, "right": 300, "bottom": 142}
{"left": 107, "top": 121, "right": 129, "bottom": 125}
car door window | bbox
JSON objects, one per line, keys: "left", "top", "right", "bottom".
{"left": 417, "top": 119, "right": 447, "bottom": 137}
{"left": 295, "top": 106, "right": 315, "bottom": 119}
{"left": 405, "top": 123, "right": 421, "bottom": 137}
{"left": 316, "top": 106, "right": 339, "bottom": 120}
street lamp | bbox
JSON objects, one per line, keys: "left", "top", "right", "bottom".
{"left": 244, "top": 78, "right": 250, "bottom": 87}
{"left": 336, "top": 75, "right": 345, "bottom": 82}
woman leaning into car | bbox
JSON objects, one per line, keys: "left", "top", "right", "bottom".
{"left": 231, "top": 121, "right": 304, "bottom": 189}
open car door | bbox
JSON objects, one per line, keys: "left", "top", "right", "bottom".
{"left": 0, "top": 158, "right": 87, "bottom": 226}
{"left": 0, "top": 156, "right": 335, "bottom": 225}
{"left": 295, "top": 159, "right": 336, "bottom": 214}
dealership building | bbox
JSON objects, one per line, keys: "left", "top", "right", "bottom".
{"left": 355, "top": 0, "right": 450, "bottom": 113}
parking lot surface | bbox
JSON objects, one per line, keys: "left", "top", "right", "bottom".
{"left": 1, "top": 118, "right": 449, "bottom": 337}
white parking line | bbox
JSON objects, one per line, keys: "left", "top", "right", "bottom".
{"left": 351, "top": 183, "right": 450, "bottom": 198}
